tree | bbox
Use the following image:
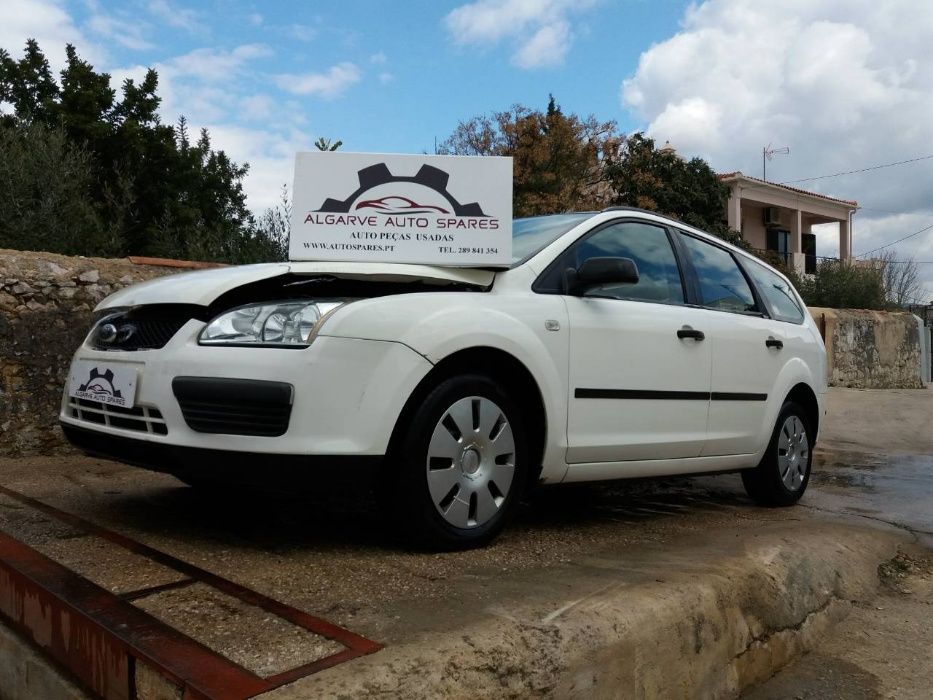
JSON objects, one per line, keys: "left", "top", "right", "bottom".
{"left": 0, "top": 39, "right": 283, "bottom": 263}
{"left": 439, "top": 96, "right": 620, "bottom": 216}
{"left": 249, "top": 185, "right": 290, "bottom": 263}
{"left": 876, "top": 250, "right": 925, "bottom": 307}
{"left": 604, "top": 133, "right": 740, "bottom": 245}
{"left": 314, "top": 137, "right": 342, "bottom": 151}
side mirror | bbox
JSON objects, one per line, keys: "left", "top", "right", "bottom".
{"left": 563, "top": 257, "right": 640, "bottom": 296}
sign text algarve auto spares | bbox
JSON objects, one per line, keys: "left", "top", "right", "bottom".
{"left": 290, "top": 152, "right": 513, "bottom": 266}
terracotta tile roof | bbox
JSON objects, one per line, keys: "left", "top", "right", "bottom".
{"left": 718, "top": 172, "right": 858, "bottom": 207}
{"left": 127, "top": 256, "right": 228, "bottom": 269}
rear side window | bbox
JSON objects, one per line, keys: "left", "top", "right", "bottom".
{"left": 538, "top": 221, "right": 685, "bottom": 303}
{"left": 745, "top": 258, "right": 805, "bottom": 323}
{"left": 679, "top": 234, "right": 759, "bottom": 314}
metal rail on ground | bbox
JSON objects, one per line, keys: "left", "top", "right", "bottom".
{"left": 0, "top": 484, "right": 382, "bottom": 699}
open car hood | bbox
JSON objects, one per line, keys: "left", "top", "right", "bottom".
{"left": 96, "top": 261, "right": 496, "bottom": 310}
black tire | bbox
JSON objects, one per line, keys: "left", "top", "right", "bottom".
{"left": 385, "top": 373, "right": 528, "bottom": 550}
{"left": 742, "top": 400, "right": 813, "bottom": 506}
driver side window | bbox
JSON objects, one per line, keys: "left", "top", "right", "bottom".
{"left": 542, "top": 221, "right": 685, "bottom": 304}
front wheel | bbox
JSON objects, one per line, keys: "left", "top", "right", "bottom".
{"left": 742, "top": 401, "right": 813, "bottom": 506}
{"left": 386, "top": 374, "right": 528, "bottom": 550}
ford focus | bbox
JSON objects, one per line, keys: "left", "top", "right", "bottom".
{"left": 61, "top": 208, "right": 826, "bottom": 548}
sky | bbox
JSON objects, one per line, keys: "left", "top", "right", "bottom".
{"left": 2, "top": 0, "right": 933, "bottom": 300}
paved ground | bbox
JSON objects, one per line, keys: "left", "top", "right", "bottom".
{"left": 0, "top": 386, "right": 930, "bottom": 697}
{"left": 743, "top": 387, "right": 933, "bottom": 699}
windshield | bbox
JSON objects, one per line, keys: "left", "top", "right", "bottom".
{"left": 511, "top": 213, "right": 593, "bottom": 264}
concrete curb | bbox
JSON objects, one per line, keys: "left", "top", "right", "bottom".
{"left": 0, "top": 620, "right": 91, "bottom": 700}
{"left": 260, "top": 524, "right": 905, "bottom": 699}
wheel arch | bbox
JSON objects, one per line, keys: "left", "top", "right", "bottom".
{"left": 385, "top": 346, "right": 548, "bottom": 492}
{"left": 784, "top": 382, "right": 820, "bottom": 439}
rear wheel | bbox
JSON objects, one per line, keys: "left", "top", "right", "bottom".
{"left": 386, "top": 374, "right": 527, "bottom": 549}
{"left": 742, "top": 401, "right": 812, "bottom": 506}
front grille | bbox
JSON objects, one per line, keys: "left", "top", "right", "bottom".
{"left": 69, "top": 398, "right": 168, "bottom": 435}
{"left": 173, "top": 377, "right": 293, "bottom": 437}
{"left": 91, "top": 305, "right": 204, "bottom": 351}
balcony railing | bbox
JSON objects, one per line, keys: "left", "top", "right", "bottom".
{"left": 749, "top": 248, "right": 837, "bottom": 275}
{"left": 750, "top": 248, "right": 792, "bottom": 269}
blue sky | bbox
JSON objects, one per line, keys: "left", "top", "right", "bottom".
{"left": 4, "top": 0, "right": 933, "bottom": 297}
{"left": 75, "top": 0, "right": 688, "bottom": 153}
{"left": 1, "top": 0, "right": 691, "bottom": 210}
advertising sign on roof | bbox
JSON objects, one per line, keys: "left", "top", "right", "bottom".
{"left": 289, "top": 152, "right": 513, "bottom": 266}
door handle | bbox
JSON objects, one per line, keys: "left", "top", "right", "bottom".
{"left": 677, "top": 328, "right": 705, "bottom": 341}
{"left": 765, "top": 337, "right": 784, "bottom": 349}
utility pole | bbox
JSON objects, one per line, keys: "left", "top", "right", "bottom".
{"left": 762, "top": 144, "right": 790, "bottom": 180}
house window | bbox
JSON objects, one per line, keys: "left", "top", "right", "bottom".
{"left": 766, "top": 229, "right": 790, "bottom": 266}
{"left": 802, "top": 233, "right": 816, "bottom": 274}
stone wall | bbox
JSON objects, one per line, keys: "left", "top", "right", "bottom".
{"left": 809, "top": 307, "right": 924, "bottom": 389}
{"left": 0, "top": 249, "right": 185, "bottom": 455}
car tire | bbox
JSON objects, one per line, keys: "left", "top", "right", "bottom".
{"left": 742, "top": 401, "right": 813, "bottom": 507}
{"left": 386, "top": 374, "right": 528, "bottom": 550}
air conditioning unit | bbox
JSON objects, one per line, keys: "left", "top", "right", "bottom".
{"left": 764, "top": 207, "right": 782, "bottom": 226}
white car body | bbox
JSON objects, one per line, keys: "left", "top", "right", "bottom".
{"left": 61, "top": 209, "right": 826, "bottom": 538}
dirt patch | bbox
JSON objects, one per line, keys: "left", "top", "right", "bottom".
{"left": 878, "top": 548, "right": 933, "bottom": 594}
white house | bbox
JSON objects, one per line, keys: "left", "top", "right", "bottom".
{"left": 719, "top": 172, "right": 858, "bottom": 276}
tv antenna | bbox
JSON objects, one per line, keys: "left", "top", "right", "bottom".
{"left": 762, "top": 144, "right": 789, "bottom": 181}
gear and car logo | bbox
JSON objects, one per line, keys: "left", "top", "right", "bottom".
{"left": 313, "top": 163, "right": 488, "bottom": 217}
{"left": 299, "top": 160, "right": 504, "bottom": 258}
{"left": 76, "top": 368, "right": 126, "bottom": 406}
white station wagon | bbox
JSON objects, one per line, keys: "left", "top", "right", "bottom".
{"left": 61, "top": 208, "right": 826, "bottom": 548}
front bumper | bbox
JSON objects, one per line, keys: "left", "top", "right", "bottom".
{"left": 60, "top": 320, "right": 434, "bottom": 459}
{"left": 61, "top": 423, "right": 383, "bottom": 490}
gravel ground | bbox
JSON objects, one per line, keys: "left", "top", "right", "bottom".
{"left": 134, "top": 583, "right": 344, "bottom": 677}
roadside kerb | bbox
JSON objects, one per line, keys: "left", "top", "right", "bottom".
{"left": 259, "top": 523, "right": 905, "bottom": 699}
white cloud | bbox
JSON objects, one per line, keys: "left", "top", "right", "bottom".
{"left": 239, "top": 93, "right": 275, "bottom": 121}
{"left": 513, "top": 20, "right": 570, "bottom": 69}
{"left": 275, "top": 62, "right": 361, "bottom": 99}
{"left": 85, "top": 0, "right": 153, "bottom": 51}
{"left": 0, "top": 0, "right": 100, "bottom": 70}
{"left": 369, "top": 51, "right": 387, "bottom": 64}
{"left": 445, "top": 0, "right": 597, "bottom": 69}
{"left": 109, "top": 44, "right": 272, "bottom": 125}
{"left": 147, "top": 0, "right": 201, "bottom": 33}
{"left": 248, "top": 13, "right": 263, "bottom": 27}
{"left": 163, "top": 44, "right": 270, "bottom": 82}
{"left": 378, "top": 71, "right": 394, "bottom": 85}
{"left": 289, "top": 23, "right": 316, "bottom": 42}
{"left": 622, "top": 0, "right": 933, "bottom": 300}
{"left": 205, "top": 125, "right": 316, "bottom": 212}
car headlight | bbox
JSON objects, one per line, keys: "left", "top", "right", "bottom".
{"left": 199, "top": 300, "right": 350, "bottom": 347}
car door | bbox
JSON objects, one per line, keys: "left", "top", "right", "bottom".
{"left": 535, "top": 219, "right": 713, "bottom": 464}
{"left": 738, "top": 254, "right": 815, "bottom": 434}
{"left": 675, "top": 232, "right": 781, "bottom": 457}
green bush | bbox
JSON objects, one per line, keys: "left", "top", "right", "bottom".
{"left": 794, "top": 259, "right": 887, "bottom": 310}
{"left": 0, "top": 124, "right": 120, "bottom": 255}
